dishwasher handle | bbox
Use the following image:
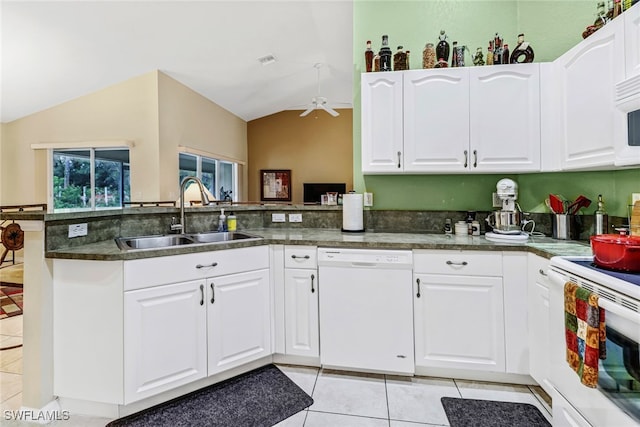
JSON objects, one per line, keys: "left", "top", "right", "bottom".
{"left": 350, "top": 262, "right": 378, "bottom": 268}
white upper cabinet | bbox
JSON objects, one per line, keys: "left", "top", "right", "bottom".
{"left": 404, "top": 68, "right": 470, "bottom": 172}
{"left": 361, "top": 72, "right": 403, "bottom": 173}
{"left": 625, "top": 2, "right": 640, "bottom": 78}
{"left": 554, "top": 16, "right": 626, "bottom": 170}
{"left": 362, "top": 65, "right": 541, "bottom": 174}
{"left": 469, "top": 64, "right": 541, "bottom": 172}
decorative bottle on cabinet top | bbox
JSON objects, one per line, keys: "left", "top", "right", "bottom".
{"left": 364, "top": 40, "right": 374, "bottom": 72}
{"left": 486, "top": 41, "right": 494, "bottom": 65}
{"left": 436, "top": 30, "right": 450, "bottom": 64}
{"left": 394, "top": 45, "right": 408, "bottom": 71}
{"left": 379, "top": 35, "right": 393, "bottom": 71}
{"left": 422, "top": 43, "right": 436, "bottom": 68}
{"left": 472, "top": 47, "right": 485, "bottom": 66}
{"left": 510, "top": 33, "right": 534, "bottom": 63}
{"left": 451, "top": 41, "right": 459, "bottom": 67}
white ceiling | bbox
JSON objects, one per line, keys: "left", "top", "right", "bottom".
{"left": 0, "top": 0, "right": 354, "bottom": 123}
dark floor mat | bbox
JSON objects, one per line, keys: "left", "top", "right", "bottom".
{"left": 441, "top": 397, "right": 551, "bottom": 427}
{"left": 107, "top": 364, "right": 313, "bottom": 427}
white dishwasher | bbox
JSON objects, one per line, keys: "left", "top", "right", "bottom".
{"left": 317, "top": 248, "right": 414, "bottom": 374}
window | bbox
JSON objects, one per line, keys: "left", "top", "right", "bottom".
{"left": 52, "top": 148, "right": 130, "bottom": 212}
{"left": 179, "top": 153, "right": 237, "bottom": 201}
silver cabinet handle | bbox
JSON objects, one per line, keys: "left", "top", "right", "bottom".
{"left": 397, "top": 151, "right": 401, "bottom": 168}
{"left": 291, "top": 255, "right": 310, "bottom": 259}
{"left": 311, "top": 274, "right": 315, "bottom": 293}
{"left": 463, "top": 150, "right": 468, "bottom": 168}
{"left": 199, "top": 284, "right": 204, "bottom": 306}
{"left": 473, "top": 150, "right": 478, "bottom": 168}
{"left": 196, "top": 262, "right": 218, "bottom": 269}
{"left": 446, "top": 260, "right": 468, "bottom": 266}
{"left": 539, "top": 268, "right": 548, "bottom": 277}
{"left": 416, "top": 278, "right": 421, "bottom": 298}
{"left": 210, "top": 283, "right": 215, "bottom": 304}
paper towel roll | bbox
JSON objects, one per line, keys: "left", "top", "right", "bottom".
{"left": 342, "top": 193, "right": 364, "bottom": 232}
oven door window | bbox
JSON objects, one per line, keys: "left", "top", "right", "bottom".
{"left": 629, "top": 110, "right": 640, "bottom": 147}
{"left": 599, "top": 325, "right": 640, "bottom": 422}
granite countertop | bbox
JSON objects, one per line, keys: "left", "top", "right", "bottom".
{"left": 45, "top": 228, "right": 593, "bottom": 261}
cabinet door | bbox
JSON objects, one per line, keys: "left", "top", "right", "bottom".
{"left": 414, "top": 273, "right": 505, "bottom": 372}
{"left": 207, "top": 269, "right": 271, "bottom": 375}
{"left": 527, "top": 254, "right": 553, "bottom": 396}
{"left": 284, "top": 268, "right": 319, "bottom": 357}
{"left": 124, "top": 279, "right": 207, "bottom": 404}
{"left": 470, "top": 64, "right": 541, "bottom": 172}
{"left": 361, "top": 72, "right": 404, "bottom": 173}
{"left": 403, "top": 68, "right": 470, "bottom": 172}
{"left": 555, "top": 17, "right": 625, "bottom": 170}
{"left": 625, "top": 2, "right": 640, "bottom": 78}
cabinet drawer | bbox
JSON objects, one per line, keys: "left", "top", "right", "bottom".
{"left": 413, "top": 250, "right": 502, "bottom": 276}
{"left": 124, "top": 245, "right": 269, "bottom": 291}
{"left": 284, "top": 246, "right": 317, "bottom": 269}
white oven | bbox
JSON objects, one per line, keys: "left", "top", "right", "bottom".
{"left": 548, "top": 256, "right": 640, "bottom": 426}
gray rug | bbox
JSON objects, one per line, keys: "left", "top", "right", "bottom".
{"left": 107, "top": 364, "right": 313, "bottom": 427}
{"left": 441, "top": 397, "right": 551, "bottom": 427}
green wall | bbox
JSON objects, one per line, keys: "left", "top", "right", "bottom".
{"left": 353, "top": 1, "right": 640, "bottom": 217}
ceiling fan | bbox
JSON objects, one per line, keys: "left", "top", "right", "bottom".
{"left": 300, "top": 63, "right": 340, "bottom": 118}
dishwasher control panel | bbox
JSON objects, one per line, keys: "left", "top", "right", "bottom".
{"left": 317, "top": 248, "right": 413, "bottom": 268}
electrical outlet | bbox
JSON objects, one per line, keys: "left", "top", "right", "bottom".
{"left": 492, "top": 192, "right": 502, "bottom": 208}
{"left": 68, "top": 223, "right": 88, "bottom": 238}
{"left": 271, "top": 213, "right": 286, "bottom": 223}
{"left": 289, "top": 213, "right": 302, "bottom": 223}
{"left": 364, "top": 192, "right": 373, "bottom": 207}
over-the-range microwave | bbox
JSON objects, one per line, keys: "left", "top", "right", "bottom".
{"left": 615, "top": 73, "right": 640, "bottom": 165}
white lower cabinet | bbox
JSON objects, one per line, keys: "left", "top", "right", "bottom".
{"left": 527, "top": 253, "right": 553, "bottom": 396}
{"left": 207, "top": 269, "right": 271, "bottom": 375}
{"left": 284, "top": 268, "right": 319, "bottom": 357}
{"left": 413, "top": 250, "right": 506, "bottom": 372}
{"left": 124, "top": 279, "right": 207, "bottom": 403}
{"left": 54, "top": 246, "right": 271, "bottom": 407}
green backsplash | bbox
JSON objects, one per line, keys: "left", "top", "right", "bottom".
{"left": 353, "top": 1, "right": 639, "bottom": 218}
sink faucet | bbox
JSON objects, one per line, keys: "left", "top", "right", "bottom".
{"left": 171, "top": 176, "right": 211, "bottom": 234}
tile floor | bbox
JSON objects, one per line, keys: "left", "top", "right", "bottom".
{"left": 1, "top": 315, "right": 552, "bottom": 426}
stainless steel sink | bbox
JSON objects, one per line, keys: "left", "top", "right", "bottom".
{"left": 187, "top": 231, "right": 261, "bottom": 244}
{"left": 115, "top": 231, "right": 261, "bottom": 250}
{"left": 115, "top": 234, "right": 196, "bottom": 250}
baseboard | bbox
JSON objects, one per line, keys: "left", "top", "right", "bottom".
{"left": 414, "top": 366, "right": 537, "bottom": 385}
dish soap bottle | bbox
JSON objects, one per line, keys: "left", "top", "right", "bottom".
{"left": 594, "top": 194, "right": 608, "bottom": 235}
{"left": 218, "top": 209, "right": 228, "bottom": 232}
{"left": 227, "top": 212, "right": 237, "bottom": 232}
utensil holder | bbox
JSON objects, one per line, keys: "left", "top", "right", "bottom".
{"left": 552, "top": 214, "right": 581, "bottom": 240}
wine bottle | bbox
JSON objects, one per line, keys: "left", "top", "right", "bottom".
{"left": 364, "top": 40, "right": 374, "bottom": 72}
{"left": 379, "top": 35, "right": 392, "bottom": 72}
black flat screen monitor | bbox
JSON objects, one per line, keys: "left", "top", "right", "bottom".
{"left": 303, "top": 183, "right": 346, "bottom": 204}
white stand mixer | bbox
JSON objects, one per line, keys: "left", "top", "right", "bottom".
{"left": 486, "top": 178, "right": 524, "bottom": 235}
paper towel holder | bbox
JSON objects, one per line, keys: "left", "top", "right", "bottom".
{"left": 342, "top": 191, "right": 365, "bottom": 233}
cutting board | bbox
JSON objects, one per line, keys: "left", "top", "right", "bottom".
{"left": 632, "top": 200, "right": 640, "bottom": 236}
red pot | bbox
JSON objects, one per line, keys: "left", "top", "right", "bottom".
{"left": 591, "top": 233, "right": 640, "bottom": 272}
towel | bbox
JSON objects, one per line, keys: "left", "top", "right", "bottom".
{"left": 564, "top": 282, "right": 606, "bottom": 388}
{"left": 564, "top": 282, "right": 607, "bottom": 388}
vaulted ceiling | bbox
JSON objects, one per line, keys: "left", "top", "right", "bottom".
{"left": 1, "top": 1, "right": 354, "bottom": 123}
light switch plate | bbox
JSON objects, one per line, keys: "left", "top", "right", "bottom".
{"left": 68, "top": 223, "right": 88, "bottom": 238}
{"left": 364, "top": 192, "right": 373, "bottom": 207}
{"left": 289, "top": 213, "right": 302, "bottom": 223}
{"left": 272, "top": 213, "right": 286, "bottom": 223}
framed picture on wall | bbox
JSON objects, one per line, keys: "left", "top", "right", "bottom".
{"left": 260, "top": 169, "right": 291, "bottom": 202}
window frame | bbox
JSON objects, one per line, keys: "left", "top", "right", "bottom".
{"left": 32, "top": 140, "right": 134, "bottom": 213}
{"left": 178, "top": 152, "right": 238, "bottom": 202}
